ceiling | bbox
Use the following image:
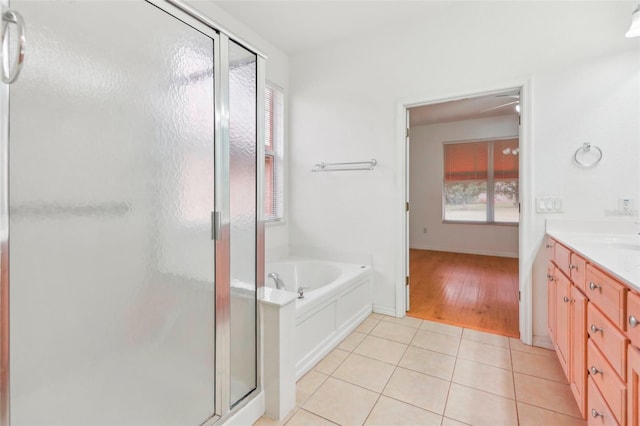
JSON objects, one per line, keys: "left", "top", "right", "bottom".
{"left": 409, "top": 91, "right": 520, "bottom": 127}
{"left": 212, "top": 1, "right": 455, "bottom": 55}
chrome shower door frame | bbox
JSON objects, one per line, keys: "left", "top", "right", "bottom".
{"left": 0, "top": 0, "right": 266, "bottom": 424}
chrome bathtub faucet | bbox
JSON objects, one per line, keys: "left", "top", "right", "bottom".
{"left": 297, "top": 286, "right": 305, "bottom": 299}
{"left": 267, "top": 272, "right": 286, "bottom": 290}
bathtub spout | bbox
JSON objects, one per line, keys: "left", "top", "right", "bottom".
{"left": 297, "top": 286, "right": 305, "bottom": 299}
{"left": 267, "top": 272, "right": 286, "bottom": 291}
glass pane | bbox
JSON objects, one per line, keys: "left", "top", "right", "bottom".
{"left": 228, "top": 41, "right": 257, "bottom": 405}
{"left": 443, "top": 181, "right": 487, "bottom": 222}
{"left": 265, "top": 156, "right": 275, "bottom": 218}
{"left": 494, "top": 180, "right": 520, "bottom": 223}
{"left": 9, "top": 2, "right": 216, "bottom": 424}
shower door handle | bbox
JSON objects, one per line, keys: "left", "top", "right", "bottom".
{"left": 1, "top": 10, "right": 26, "bottom": 84}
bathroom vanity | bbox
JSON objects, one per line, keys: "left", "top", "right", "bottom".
{"left": 546, "top": 223, "right": 640, "bottom": 425}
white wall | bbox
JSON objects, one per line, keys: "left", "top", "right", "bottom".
{"left": 409, "top": 116, "right": 519, "bottom": 258}
{"left": 187, "top": 1, "right": 291, "bottom": 257}
{"left": 288, "top": 0, "right": 640, "bottom": 339}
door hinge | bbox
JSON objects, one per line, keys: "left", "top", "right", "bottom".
{"left": 406, "top": 128, "right": 410, "bottom": 138}
{"left": 211, "top": 211, "right": 221, "bottom": 240}
{"left": 406, "top": 202, "right": 409, "bottom": 212}
{"left": 406, "top": 276, "right": 410, "bottom": 286}
{"left": 518, "top": 290, "right": 521, "bottom": 302}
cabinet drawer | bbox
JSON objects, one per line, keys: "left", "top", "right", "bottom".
{"left": 587, "top": 340, "right": 626, "bottom": 425}
{"left": 571, "top": 252, "right": 587, "bottom": 293}
{"left": 588, "top": 377, "right": 620, "bottom": 426}
{"left": 555, "top": 242, "right": 572, "bottom": 278}
{"left": 586, "top": 265, "right": 627, "bottom": 329}
{"left": 627, "top": 292, "right": 640, "bottom": 348}
{"left": 587, "top": 303, "right": 628, "bottom": 378}
{"left": 545, "top": 237, "right": 555, "bottom": 262}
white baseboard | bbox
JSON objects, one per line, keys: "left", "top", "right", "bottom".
{"left": 373, "top": 304, "right": 397, "bottom": 317}
{"left": 409, "top": 245, "right": 518, "bottom": 259}
{"left": 532, "top": 335, "right": 554, "bottom": 350}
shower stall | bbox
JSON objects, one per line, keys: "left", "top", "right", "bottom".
{"left": 0, "top": 0, "right": 264, "bottom": 424}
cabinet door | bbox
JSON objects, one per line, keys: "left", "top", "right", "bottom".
{"left": 629, "top": 346, "right": 640, "bottom": 426}
{"left": 571, "top": 285, "right": 587, "bottom": 418}
{"left": 548, "top": 264, "right": 557, "bottom": 346}
{"left": 556, "top": 271, "right": 571, "bottom": 378}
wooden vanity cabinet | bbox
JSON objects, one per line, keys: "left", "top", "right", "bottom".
{"left": 547, "top": 236, "right": 640, "bottom": 424}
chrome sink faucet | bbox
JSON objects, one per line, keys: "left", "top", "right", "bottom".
{"left": 267, "top": 272, "right": 286, "bottom": 290}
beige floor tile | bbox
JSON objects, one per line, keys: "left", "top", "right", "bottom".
{"left": 457, "top": 339, "right": 512, "bottom": 370}
{"left": 462, "top": 328, "right": 510, "bottom": 348}
{"left": 370, "top": 321, "right": 418, "bottom": 344}
{"left": 314, "top": 348, "right": 349, "bottom": 375}
{"left": 452, "top": 358, "right": 515, "bottom": 399}
{"left": 514, "top": 373, "right": 582, "bottom": 418}
{"left": 354, "top": 335, "right": 408, "bottom": 365}
{"left": 382, "top": 315, "right": 423, "bottom": 328}
{"left": 364, "top": 395, "right": 442, "bottom": 426}
{"left": 356, "top": 317, "right": 381, "bottom": 334}
{"left": 368, "top": 313, "right": 385, "bottom": 320}
{"left": 337, "top": 331, "right": 367, "bottom": 352}
{"left": 419, "top": 320, "right": 463, "bottom": 337}
{"left": 517, "top": 402, "right": 587, "bottom": 426}
{"left": 303, "top": 377, "right": 379, "bottom": 426}
{"left": 382, "top": 367, "right": 449, "bottom": 414}
{"left": 253, "top": 416, "right": 282, "bottom": 426}
{"left": 398, "top": 346, "right": 456, "bottom": 381}
{"left": 441, "top": 417, "right": 471, "bottom": 426}
{"left": 444, "top": 383, "right": 518, "bottom": 426}
{"left": 332, "top": 353, "right": 396, "bottom": 393}
{"left": 285, "top": 409, "right": 337, "bottom": 426}
{"left": 509, "top": 338, "right": 556, "bottom": 358}
{"left": 411, "top": 329, "right": 460, "bottom": 356}
{"left": 511, "top": 349, "right": 567, "bottom": 383}
{"left": 296, "top": 370, "right": 329, "bottom": 407}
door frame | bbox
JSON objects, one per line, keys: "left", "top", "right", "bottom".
{"left": 395, "top": 80, "right": 534, "bottom": 344}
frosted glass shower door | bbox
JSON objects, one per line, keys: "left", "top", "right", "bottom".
{"left": 8, "top": 1, "right": 217, "bottom": 425}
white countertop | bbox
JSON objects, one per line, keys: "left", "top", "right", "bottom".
{"left": 546, "top": 220, "right": 640, "bottom": 292}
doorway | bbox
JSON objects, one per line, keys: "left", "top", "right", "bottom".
{"left": 404, "top": 89, "right": 522, "bottom": 338}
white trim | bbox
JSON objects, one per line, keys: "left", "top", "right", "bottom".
{"left": 372, "top": 304, "right": 398, "bottom": 317}
{"left": 221, "top": 391, "right": 265, "bottom": 426}
{"left": 396, "top": 80, "right": 533, "bottom": 343}
{"left": 533, "top": 335, "right": 554, "bottom": 351}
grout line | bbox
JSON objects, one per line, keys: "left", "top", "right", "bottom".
{"left": 440, "top": 324, "right": 465, "bottom": 422}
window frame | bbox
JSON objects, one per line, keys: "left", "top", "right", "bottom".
{"left": 264, "top": 82, "right": 284, "bottom": 223}
{"left": 442, "top": 137, "right": 519, "bottom": 226}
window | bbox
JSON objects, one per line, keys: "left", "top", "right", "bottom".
{"left": 265, "top": 84, "right": 284, "bottom": 221}
{"left": 443, "top": 138, "right": 519, "bottom": 224}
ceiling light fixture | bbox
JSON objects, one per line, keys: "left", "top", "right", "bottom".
{"left": 626, "top": 3, "right": 640, "bottom": 38}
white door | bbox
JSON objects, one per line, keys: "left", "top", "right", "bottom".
{"left": 405, "top": 110, "right": 411, "bottom": 311}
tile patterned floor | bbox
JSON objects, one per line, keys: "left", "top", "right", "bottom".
{"left": 254, "top": 313, "right": 586, "bottom": 426}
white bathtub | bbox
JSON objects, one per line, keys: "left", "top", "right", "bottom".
{"left": 265, "top": 259, "right": 372, "bottom": 379}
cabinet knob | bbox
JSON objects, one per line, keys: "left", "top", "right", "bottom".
{"left": 630, "top": 316, "right": 639, "bottom": 328}
{"left": 569, "top": 264, "right": 578, "bottom": 270}
{"left": 562, "top": 296, "right": 574, "bottom": 303}
{"left": 547, "top": 273, "right": 553, "bottom": 281}
{"left": 545, "top": 244, "right": 553, "bottom": 248}
{"left": 589, "top": 282, "right": 602, "bottom": 291}
{"left": 591, "top": 409, "right": 604, "bottom": 418}
{"left": 590, "top": 324, "right": 603, "bottom": 334}
{"left": 590, "top": 365, "right": 603, "bottom": 375}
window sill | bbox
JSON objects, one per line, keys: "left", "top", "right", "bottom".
{"left": 265, "top": 218, "right": 287, "bottom": 227}
{"left": 442, "top": 220, "right": 519, "bottom": 227}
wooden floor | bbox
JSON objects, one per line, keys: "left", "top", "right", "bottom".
{"left": 407, "top": 249, "right": 520, "bottom": 338}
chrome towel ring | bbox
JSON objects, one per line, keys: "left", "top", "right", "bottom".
{"left": 573, "top": 143, "right": 602, "bottom": 168}
{"left": 1, "top": 10, "right": 26, "bottom": 84}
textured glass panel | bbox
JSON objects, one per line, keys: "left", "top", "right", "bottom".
{"left": 9, "top": 2, "right": 215, "bottom": 424}
{"left": 228, "top": 41, "right": 257, "bottom": 405}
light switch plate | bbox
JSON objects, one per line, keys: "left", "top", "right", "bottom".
{"left": 536, "top": 197, "right": 563, "bottom": 213}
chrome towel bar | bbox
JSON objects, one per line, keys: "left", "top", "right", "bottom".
{"left": 312, "top": 159, "right": 377, "bottom": 172}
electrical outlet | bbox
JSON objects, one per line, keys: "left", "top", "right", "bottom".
{"left": 619, "top": 198, "right": 634, "bottom": 213}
